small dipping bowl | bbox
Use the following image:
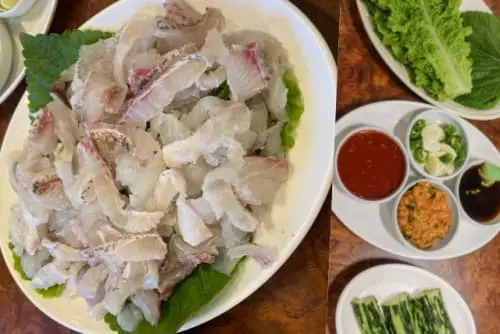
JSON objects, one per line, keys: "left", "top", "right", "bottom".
{"left": 0, "top": 0, "right": 36, "bottom": 18}
{"left": 455, "top": 160, "right": 500, "bottom": 226}
{"left": 406, "top": 108, "right": 470, "bottom": 182}
{"left": 393, "top": 179, "right": 460, "bottom": 252}
{"left": 335, "top": 125, "right": 409, "bottom": 204}
{"left": 0, "top": 20, "right": 12, "bottom": 90}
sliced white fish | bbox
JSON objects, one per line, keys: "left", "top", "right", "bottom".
{"left": 181, "top": 96, "right": 230, "bottom": 131}
{"left": 226, "top": 243, "right": 277, "bottom": 268}
{"left": 48, "top": 94, "right": 79, "bottom": 161}
{"left": 182, "top": 159, "right": 214, "bottom": 196}
{"left": 152, "top": 169, "right": 187, "bottom": 212}
{"left": 253, "top": 123, "right": 284, "bottom": 157}
{"left": 247, "top": 95, "right": 269, "bottom": 135}
{"left": 220, "top": 215, "right": 248, "bottom": 248}
{"left": 20, "top": 248, "right": 51, "bottom": 279}
{"left": 31, "top": 261, "right": 70, "bottom": 290}
{"left": 130, "top": 290, "right": 161, "bottom": 326}
{"left": 265, "top": 74, "right": 288, "bottom": 121}
{"left": 76, "top": 264, "right": 109, "bottom": 300}
{"left": 117, "top": 303, "right": 144, "bottom": 332}
{"left": 196, "top": 66, "right": 226, "bottom": 91}
{"left": 187, "top": 197, "right": 217, "bottom": 224}
{"left": 176, "top": 196, "right": 213, "bottom": 246}
{"left": 150, "top": 113, "right": 192, "bottom": 146}
{"left": 41, "top": 239, "right": 86, "bottom": 262}
{"left": 29, "top": 109, "right": 58, "bottom": 155}
{"left": 220, "top": 43, "right": 269, "bottom": 102}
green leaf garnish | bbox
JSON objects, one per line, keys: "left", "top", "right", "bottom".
{"left": 478, "top": 162, "right": 500, "bottom": 187}
{"left": 21, "top": 29, "right": 113, "bottom": 115}
{"left": 281, "top": 71, "right": 304, "bottom": 152}
{"left": 440, "top": 153, "right": 454, "bottom": 165}
{"left": 8, "top": 243, "right": 65, "bottom": 298}
{"left": 456, "top": 12, "right": 500, "bottom": 110}
{"left": 209, "top": 81, "right": 231, "bottom": 100}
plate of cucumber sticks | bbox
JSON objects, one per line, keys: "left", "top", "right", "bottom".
{"left": 335, "top": 264, "right": 476, "bottom": 334}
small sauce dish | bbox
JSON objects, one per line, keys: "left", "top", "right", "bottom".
{"left": 0, "top": 0, "right": 36, "bottom": 18}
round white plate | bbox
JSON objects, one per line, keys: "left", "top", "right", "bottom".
{"left": 335, "top": 264, "right": 476, "bottom": 334}
{"left": 356, "top": 0, "right": 500, "bottom": 121}
{"left": 0, "top": 0, "right": 58, "bottom": 104}
{"left": 332, "top": 100, "right": 499, "bottom": 260}
{"left": 0, "top": 20, "right": 13, "bottom": 90}
{"left": 0, "top": 0, "right": 337, "bottom": 332}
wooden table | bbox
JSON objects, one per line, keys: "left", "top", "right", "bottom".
{"left": 328, "top": 1, "right": 500, "bottom": 334}
{"left": 0, "top": 1, "right": 339, "bottom": 333}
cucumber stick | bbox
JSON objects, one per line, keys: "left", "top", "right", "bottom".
{"left": 382, "top": 293, "right": 418, "bottom": 334}
{"left": 351, "top": 296, "right": 389, "bottom": 334}
{"left": 411, "top": 289, "right": 456, "bottom": 334}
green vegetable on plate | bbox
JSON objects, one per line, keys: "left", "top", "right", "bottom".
{"left": 412, "top": 148, "right": 428, "bottom": 164}
{"left": 455, "top": 12, "right": 500, "bottom": 110}
{"left": 364, "top": 0, "right": 473, "bottom": 101}
{"left": 281, "top": 71, "right": 304, "bottom": 152}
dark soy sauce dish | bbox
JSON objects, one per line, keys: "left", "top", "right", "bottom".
{"left": 458, "top": 162, "right": 500, "bottom": 225}
{"left": 337, "top": 128, "right": 407, "bottom": 202}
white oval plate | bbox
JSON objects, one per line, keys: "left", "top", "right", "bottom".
{"left": 356, "top": 0, "right": 500, "bottom": 121}
{"left": 0, "top": 0, "right": 58, "bottom": 104}
{"left": 0, "top": 0, "right": 337, "bottom": 332}
{"left": 332, "top": 100, "right": 499, "bottom": 260}
{"left": 335, "top": 264, "right": 476, "bottom": 334}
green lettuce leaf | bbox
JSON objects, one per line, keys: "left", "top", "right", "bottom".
{"left": 20, "top": 30, "right": 113, "bottom": 115}
{"left": 455, "top": 12, "right": 500, "bottom": 110}
{"left": 281, "top": 71, "right": 304, "bottom": 152}
{"left": 364, "top": 0, "right": 473, "bottom": 101}
{"left": 8, "top": 243, "right": 65, "bottom": 298}
{"left": 105, "top": 263, "right": 238, "bottom": 334}
{"left": 209, "top": 81, "right": 231, "bottom": 100}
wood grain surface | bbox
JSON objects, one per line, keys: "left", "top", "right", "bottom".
{"left": 0, "top": 1, "right": 339, "bottom": 333}
{"left": 328, "top": 1, "right": 500, "bottom": 334}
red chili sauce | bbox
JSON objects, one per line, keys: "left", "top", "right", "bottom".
{"left": 337, "top": 130, "right": 406, "bottom": 200}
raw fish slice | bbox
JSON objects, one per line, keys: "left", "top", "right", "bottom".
{"left": 182, "top": 159, "right": 213, "bottom": 196}
{"left": 220, "top": 215, "right": 249, "bottom": 248}
{"left": 120, "top": 57, "right": 209, "bottom": 127}
{"left": 90, "top": 125, "right": 134, "bottom": 167}
{"left": 77, "top": 138, "right": 114, "bottom": 179}
{"left": 31, "top": 261, "right": 70, "bottom": 290}
{"left": 196, "top": 66, "right": 226, "bottom": 91}
{"left": 29, "top": 109, "right": 58, "bottom": 155}
{"left": 82, "top": 234, "right": 167, "bottom": 263}
{"left": 234, "top": 156, "right": 288, "bottom": 205}
{"left": 157, "top": 211, "right": 176, "bottom": 237}
{"left": 247, "top": 94, "right": 269, "bottom": 134}
{"left": 181, "top": 96, "right": 230, "bottom": 131}
{"left": 71, "top": 71, "right": 127, "bottom": 126}
{"left": 125, "top": 48, "right": 161, "bottom": 87}
{"left": 67, "top": 169, "right": 97, "bottom": 208}
{"left": 226, "top": 243, "right": 277, "bottom": 268}
{"left": 72, "top": 37, "right": 118, "bottom": 93}
{"left": 203, "top": 181, "right": 259, "bottom": 232}
{"left": 8, "top": 205, "right": 27, "bottom": 253}
{"left": 155, "top": 4, "right": 225, "bottom": 53}
{"left": 123, "top": 127, "right": 161, "bottom": 161}
{"left": 76, "top": 264, "right": 109, "bottom": 299}
{"left": 41, "top": 239, "right": 86, "bottom": 262}
{"left": 114, "top": 14, "right": 157, "bottom": 86}
{"left": 130, "top": 290, "right": 161, "bottom": 326}
{"left": 265, "top": 74, "right": 288, "bottom": 121}
{"left": 160, "top": 0, "right": 202, "bottom": 29}
{"left": 203, "top": 136, "right": 246, "bottom": 168}
{"left": 117, "top": 303, "right": 144, "bottom": 332}
{"left": 48, "top": 94, "right": 79, "bottom": 161}
{"left": 31, "top": 170, "right": 70, "bottom": 210}
{"left": 162, "top": 102, "right": 252, "bottom": 167}
{"left": 55, "top": 219, "right": 84, "bottom": 249}
{"left": 103, "top": 269, "right": 144, "bottom": 315}
{"left": 176, "top": 196, "right": 213, "bottom": 246}
{"left": 20, "top": 248, "right": 51, "bottom": 279}
{"left": 235, "top": 130, "right": 258, "bottom": 152}
{"left": 96, "top": 224, "right": 123, "bottom": 245}
{"left": 66, "top": 262, "right": 87, "bottom": 296}
{"left": 88, "top": 303, "right": 108, "bottom": 321}
{"left": 115, "top": 153, "right": 142, "bottom": 186}
{"left": 152, "top": 169, "right": 187, "bottom": 212}
{"left": 127, "top": 153, "right": 165, "bottom": 210}
{"left": 149, "top": 114, "right": 192, "bottom": 146}
{"left": 220, "top": 43, "right": 269, "bottom": 102}
{"left": 199, "top": 29, "right": 230, "bottom": 65}
{"left": 128, "top": 43, "right": 197, "bottom": 97}
{"left": 253, "top": 123, "right": 283, "bottom": 157}
{"left": 187, "top": 197, "right": 217, "bottom": 224}
{"left": 142, "top": 261, "right": 160, "bottom": 290}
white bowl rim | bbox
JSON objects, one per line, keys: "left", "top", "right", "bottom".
{"left": 0, "top": 20, "right": 13, "bottom": 89}
{"left": 335, "top": 125, "right": 410, "bottom": 204}
{"left": 0, "top": 0, "right": 36, "bottom": 18}
{"left": 454, "top": 159, "right": 500, "bottom": 226}
{"left": 405, "top": 108, "right": 471, "bottom": 182}
{"left": 392, "top": 178, "right": 460, "bottom": 252}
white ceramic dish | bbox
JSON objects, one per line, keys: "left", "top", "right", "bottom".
{"left": 0, "top": 0, "right": 58, "bottom": 104}
{"left": 332, "top": 100, "right": 499, "bottom": 260}
{"left": 406, "top": 109, "right": 470, "bottom": 182}
{"left": 0, "top": 0, "right": 36, "bottom": 18}
{"left": 0, "top": 20, "right": 13, "bottom": 90}
{"left": 356, "top": 0, "right": 500, "bottom": 121}
{"left": 0, "top": 0, "right": 337, "bottom": 332}
{"left": 335, "top": 125, "right": 409, "bottom": 204}
{"left": 335, "top": 264, "right": 476, "bottom": 334}
{"left": 455, "top": 160, "right": 500, "bottom": 226}
{"left": 393, "top": 179, "right": 460, "bottom": 252}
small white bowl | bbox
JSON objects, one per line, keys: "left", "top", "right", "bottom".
{"left": 0, "top": 20, "right": 12, "bottom": 90}
{"left": 393, "top": 179, "right": 460, "bottom": 252}
{"left": 335, "top": 125, "right": 410, "bottom": 204}
{"left": 455, "top": 160, "right": 500, "bottom": 226}
{"left": 0, "top": 0, "right": 36, "bottom": 18}
{"left": 406, "top": 108, "right": 470, "bottom": 182}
